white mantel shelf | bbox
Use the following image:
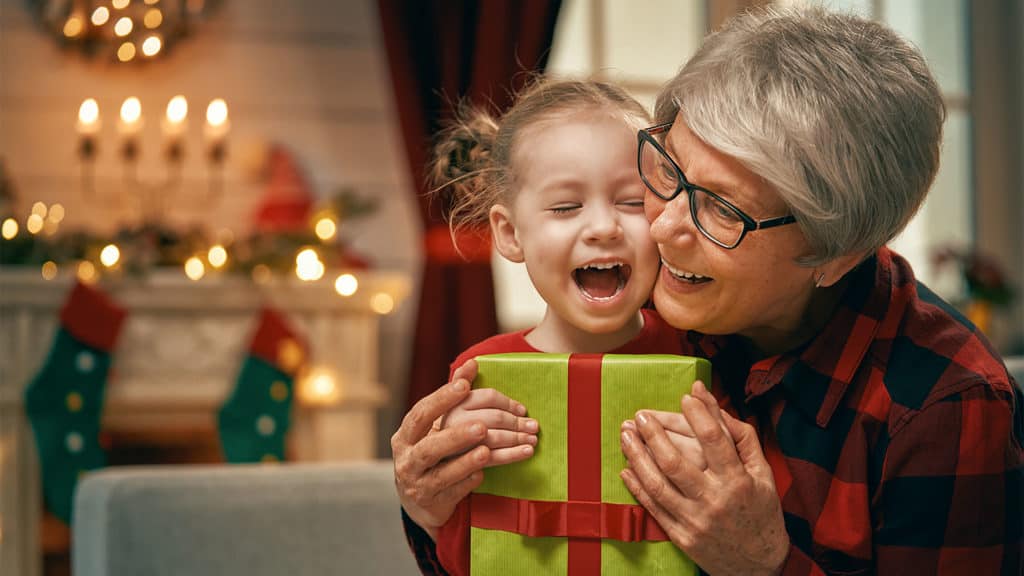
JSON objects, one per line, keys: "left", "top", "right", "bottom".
{"left": 0, "top": 268, "right": 411, "bottom": 576}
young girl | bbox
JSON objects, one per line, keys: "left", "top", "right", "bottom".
{"left": 422, "top": 79, "right": 684, "bottom": 575}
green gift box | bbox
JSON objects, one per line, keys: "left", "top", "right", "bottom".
{"left": 470, "top": 353, "right": 711, "bottom": 575}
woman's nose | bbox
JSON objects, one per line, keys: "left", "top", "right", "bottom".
{"left": 647, "top": 193, "right": 695, "bottom": 245}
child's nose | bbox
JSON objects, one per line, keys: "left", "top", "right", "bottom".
{"left": 585, "top": 206, "right": 623, "bottom": 242}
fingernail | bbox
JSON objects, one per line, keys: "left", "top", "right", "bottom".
{"left": 621, "top": 420, "right": 636, "bottom": 431}
{"left": 474, "top": 447, "right": 488, "bottom": 462}
{"left": 635, "top": 411, "right": 649, "bottom": 425}
{"left": 453, "top": 379, "right": 468, "bottom": 393}
{"left": 527, "top": 435, "right": 538, "bottom": 445}
{"left": 621, "top": 430, "right": 632, "bottom": 446}
{"left": 515, "top": 403, "right": 527, "bottom": 416}
{"left": 521, "top": 445, "right": 534, "bottom": 456}
{"left": 523, "top": 419, "right": 538, "bottom": 433}
{"left": 470, "top": 423, "right": 485, "bottom": 437}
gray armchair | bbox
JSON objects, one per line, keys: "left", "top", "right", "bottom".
{"left": 73, "top": 460, "right": 420, "bottom": 576}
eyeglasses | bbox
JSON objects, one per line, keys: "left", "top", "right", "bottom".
{"left": 637, "top": 122, "right": 797, "bottom": 249}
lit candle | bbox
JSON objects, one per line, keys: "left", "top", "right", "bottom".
{"left": 119, "top": 97, "right": 142, "bottom": 162}
{"left": 77, "top": 98, "right": 101, "bottom": 135}
{"left": 204, "top": 98, "right": 229, "bottom": 141}
{"left": 163, "top": 95, "right": 187, "bottom": 163}
{"left": 118, "top": 97, "right": 143, "bottom": 135}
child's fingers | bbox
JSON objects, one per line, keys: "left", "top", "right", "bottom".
{"left": 484, "top": 429, "right": 538, "bottom": 450}
{"left": 459, "top": 387, "right": 528, "bottom": 417}
{"left": 485, "top": 444, "right": 535, "bottom": 468}
{"left": 447, "top": 409, "right": 538, "bottom": 434}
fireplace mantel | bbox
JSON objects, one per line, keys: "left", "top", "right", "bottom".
{"left": 0, "top": 269, "right": 410, "bottom": 576}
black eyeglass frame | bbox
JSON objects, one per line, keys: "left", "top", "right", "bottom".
{"left": 637, "top": 121, "right": 798, "bottom": 249}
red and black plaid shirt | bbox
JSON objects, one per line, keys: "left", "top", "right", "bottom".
{"left": 402, "top": 247, "right": 1024, "bottom": 575}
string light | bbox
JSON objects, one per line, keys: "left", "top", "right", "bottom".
{"left": 48, "top": 203, "right": 66, "bottom": 223}
{"left": 91, "top": 6, "right": 110, "bottom": 26}
{"left": 207, "top": 244, "right": 227, "bottom": 268}
{"left": 144, "top": 8, "right": 163, "bottom": 28}
{"left": 299, "top": 367, "right": 341, "bottom": 405}
{"left": 141, "top": 35, "right": 162, "bottom": 56}
{"left": 1, "top": 219, "right": 17, "bottom": 239}
{"left": 114, "top": 17, "right": 133, "bottom": 37}
{"left": 315, "top": 217, "right": 337, "bottom": 241}
{"left": 334, "top": 273, "right": 358, "bottom": 297}
{"left": 100, "top": 244, "right": 121, "bottom": 267}
{"left": 184, "top": 256, "right": 205, "bottom": 280}
{"left": 63, "top": 16, "right": 84, "bottom": 38}
{"left": 370, "top": 292, "right": 395, "bottom": 315}
{"left": 41, "top": 261, "right": 58, "bottom": 280}
{"left": 77, "top": 261, "right": 97, "bottom": 284}
{"left": 112, "top": 0, "right": 131, "bottom": 9}
{"left": 251, "top": 264, "right": 271, "bottom": 284}
{"left": 26, "top": 214, "right": 44, "bottom": 235}
{"left": 117, "top": 42, "right": 137, "bottom": 62}
{"left": 31, "top": 202, "right": 48, "bottom": 218}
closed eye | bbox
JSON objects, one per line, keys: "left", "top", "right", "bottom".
{"left": 549, "top": 204, "right": 581, "bottom": 214}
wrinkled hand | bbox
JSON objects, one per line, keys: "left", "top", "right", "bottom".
{"left": 392, "top": 360, "right": 538, "bottom": 538}
{"left": 619, "top": 381, "right": 789, "bottom": 576}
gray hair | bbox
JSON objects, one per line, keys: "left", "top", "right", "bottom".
{"left": 655, "top": 5, "right": 946, "bottom": 266}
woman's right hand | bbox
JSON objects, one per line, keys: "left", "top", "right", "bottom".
{"left": 391, "top": 359, "right": 538, "bottom": 538}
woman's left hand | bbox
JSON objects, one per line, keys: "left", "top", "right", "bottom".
{"left": 619, "top": 380, "right": 790, "bottom": 576}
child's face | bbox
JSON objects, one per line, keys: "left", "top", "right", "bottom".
{"left": 495, "top": 110, "right": 660, "bottom": 335}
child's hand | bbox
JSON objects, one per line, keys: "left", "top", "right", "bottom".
{"left": 437, "top": 387, "right": 539, "bottom": 467}
{"left": 622, "top": 407, "right": 733, "bottom": 471}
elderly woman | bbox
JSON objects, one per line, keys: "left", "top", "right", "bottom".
{"left": 392, "top": 6, "right": 1023, "bottom": 575}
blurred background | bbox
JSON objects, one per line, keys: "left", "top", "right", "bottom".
{"left": 0, "top": 0, "right": 1020, "bottom": 574}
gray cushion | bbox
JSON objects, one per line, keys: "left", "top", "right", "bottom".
{"left": 73, "top": 460, "right": 421, "bottom": 576}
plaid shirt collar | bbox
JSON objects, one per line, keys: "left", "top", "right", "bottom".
{"left": 694, "top": 247, "right": 899, "bottom": 429}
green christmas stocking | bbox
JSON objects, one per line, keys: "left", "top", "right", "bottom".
{"left": 24, "top": 281, "right": 126, "bottom": 523}
{"left": 218, "top": 307, "right": 306, "bottom": 463}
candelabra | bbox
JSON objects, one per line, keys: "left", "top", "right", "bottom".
{"left": 76, "top": 95, "right": 230, "bottom": 221}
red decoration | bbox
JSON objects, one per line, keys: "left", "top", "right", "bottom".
{"left": 252, "top": 145, "right": 314, "bottom": 234}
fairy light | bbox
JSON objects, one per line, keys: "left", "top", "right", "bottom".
{"left": 295, "top": 248, "right": 325, "bottom": 281}
{"left": 77, "top": 261, "right": 97, "bottom": 284}
{"left": 114, "top": 17, "right": 133, "bottom": 37}
{"left": 2, "top": 219, "right": 18, "bottom": 239}
{"left": 141, "top": 35, "right": 162, "bottom": 56}
{"left": 251, "top": 264, "right": 271, "bottom": 284}
{"left": 314, "top": 217, "right": 337, "bottom": 241}
{"left": 112, "top": 0, "right": 131, "bottom": 9}
{"left": 63, "top": 16, "right": 84, "bottom": 38}
{"left": 26, "top": 214, "right": 44, "bottom": 234}
{"left": 31, "top": 202, "right": 48, "bottom": 218}
{"left": 41, "top": 261, "right": 58, "bottom": 280}
{"left": 299, "top": 367, "right": 341, "bottom": 405}
{"left": 370, "top": 292, "right": 395, "bottom": 315}
{"left": 48, "top": 203, "right": 66, "bottom": 223}
{"left": 334, "top": 273, "right": 358, "bottom": 297}
{"left": 184, "top": 256, "right": 205, "bottom": 281}
{"left": 144, "top": 8, "right": 163, "bottom": 28}
{"left": 91, "top": 6, "right": 110, "bottom": 26}
{"left": 117, "top": 42, "right": 137, "bottom": 62}
{"left": 100, "top": 244, "right": 121, "bottom": 267}
{"left": 207, "top": 245, "right": 227, "bottom": 268}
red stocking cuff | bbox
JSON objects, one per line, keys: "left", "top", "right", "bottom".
{"left": 59, "top": 281, "right": 127, "bottom": 352}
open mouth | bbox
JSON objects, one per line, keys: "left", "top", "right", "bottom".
{"left": 573, "top": 262, "right": 631, "bottom": 301}
{"left": 662, "top": 259, "right": 713, "bottom": 284}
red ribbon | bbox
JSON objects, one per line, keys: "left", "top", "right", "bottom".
{"left": 469, "top": 493, "right": 669, "bottom": 542}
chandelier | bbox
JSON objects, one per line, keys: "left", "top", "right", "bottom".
{"left": 28, "top": 0, "right": 218, "bottom": 63}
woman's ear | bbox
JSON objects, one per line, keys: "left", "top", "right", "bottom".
{"left": 489, "top": 204, "right": 524, "bottom": 263}
{"left": 816, "top": 251, "right": 869, "bottom": 287}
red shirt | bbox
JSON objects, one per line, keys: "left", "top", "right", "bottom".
{"left": 404, "top": 248, "right": 1024, "bottom": 575}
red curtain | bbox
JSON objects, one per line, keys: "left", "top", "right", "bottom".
{"left": 377, "top": 0, "right": 563, "bottom": 410}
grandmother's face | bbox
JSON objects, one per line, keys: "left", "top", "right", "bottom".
{"left": 645, "top": 118, "right": 817, "bottom": 340}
